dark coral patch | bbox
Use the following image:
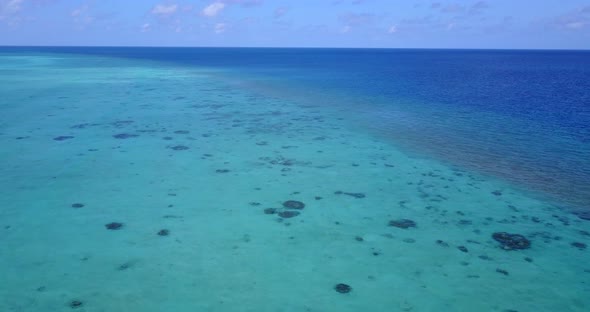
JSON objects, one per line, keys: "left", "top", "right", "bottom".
{"left": 174, "top": 130, "right": 190, "bottom": 134}
{"left": 334, "top": 283, "right": 352, "bottom": 294}
{"left": 71, "top": 123, "right": 100, "bottom": 129}
{"left": 105, "top": 222, "right": 124, "bottom": 230}
{"left": 169, "top": 145, "right": 189, "bottom": 151}
{"left": 283, "top": 200, "right": 305, "bottom": 210}
{"left": 111, "top": 120, "right": 134, "bottom": 127}
{"left": 157, "top": 229, "right": 170, "bottom": 236}
{"left": 69, "top": 300, "right": 83, "bottom": 309}
{"left": 118, "top": 262, "right": 133, "bottom": 271}
{"left": 278, "top": 210, "right": 300, "bottom": 218}
{"left": 574, "top": 211, "right": 590, "bottom": 221}
{"left": 572, "top": 242, "right": 587, "bottom": 250}
{"left": 113, "top": 133, "right": 139, "bottom": 139}
{"left": 334, "top": 191, "right": 365, "bottom": 198}
{"left": 264, "top": 208, "right": 277, "bottom": 215}
{"left": 71, "top": 203, "right": 85, "bottom": 208}
{"left": 492, "top": 232, "right": 531, "bottom": 250}
{"left": 53, "top": 136, "right": 74, "bottom": 141}
{"left": 388, "top": 219, "right": 417, "bottom": 229}
{"left": 216, "top": 169, "right": 230, "bottom": 173}
{"left": 496, "top": 268, "right": 509, "bottom": 276}
{"left": 71, "top": 123, "right": 90, "bottom": 129}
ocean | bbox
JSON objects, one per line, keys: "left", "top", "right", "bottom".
{"left": 1, "top": 47, "right": 589, "bottom": 311}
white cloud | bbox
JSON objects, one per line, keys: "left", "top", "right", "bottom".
{"left": 141, "top": 23, "right": 151, "bottom": 32}
{"left": 341, "top": 25, "right": 351, "bottom": 33}
{"left": 70, "top": 4, "right": 96, "bottom": 28}
{"left": 203, "top": 2, "right": 225, "bottom": 17}
{"left": 0, "top": 0, "right": 24, "bottom": 22}
{"left": 214, "top": 22, "right": 226, "bottom": 33}
{"left": 0, "top": 0, "right": 23, "bottom": 14}
{"left": 151, "top": 4, "right": 178, "bottom": 16}
{"left": 388, "top": 25, "right": 397, "bottom": 33}
{"left": 552, "top": 6, "right": 590, "bottom": 30}
{"left": 274, "top": 7, "right": 287, "bottom": 19}
{"left": 71, "top": 5, "right": 88, "bottom": 17}
{"left": 565, "top": 21, "right": 585, "bottom": 29}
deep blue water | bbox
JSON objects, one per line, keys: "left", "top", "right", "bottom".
{"left": 3, "top": 46, "right": 590, "bottom": 210}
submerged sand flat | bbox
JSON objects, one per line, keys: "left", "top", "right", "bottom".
{"left": 1, "top": 54, "right": 589, "bottom": 312}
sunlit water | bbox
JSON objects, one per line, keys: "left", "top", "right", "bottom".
{"left": 1, "top": 48, "right": 589, "bottom": 312}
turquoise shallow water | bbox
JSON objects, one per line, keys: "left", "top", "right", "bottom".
{"left": 1, "top": 50, "right": 589, "bottom": 311}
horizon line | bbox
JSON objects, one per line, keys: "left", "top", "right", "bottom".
{"left": 1, "top": 45, "right": 589, "bottom": 52}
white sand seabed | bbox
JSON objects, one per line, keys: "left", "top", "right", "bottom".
{"left": 0, "top": 54, "right": 589, "bottom": 312}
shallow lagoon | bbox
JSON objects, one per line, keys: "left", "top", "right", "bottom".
{"left": 1, "top": 50, "right": 589, "bottom": 312}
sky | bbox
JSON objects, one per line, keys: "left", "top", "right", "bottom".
{"left": 1, "top": 0, "right": 589, "bottom": 49}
